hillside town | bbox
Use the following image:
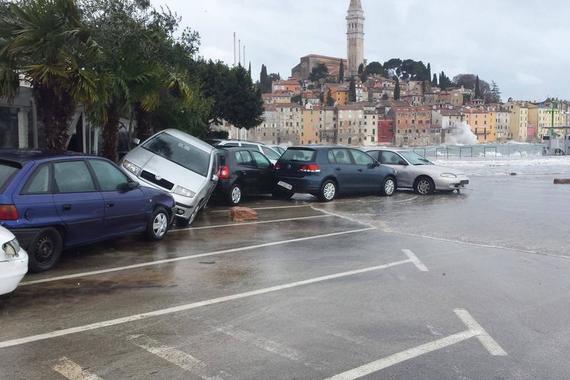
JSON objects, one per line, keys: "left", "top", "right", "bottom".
{"left": 219, "top": 0, "right": 570, "bottom": 148}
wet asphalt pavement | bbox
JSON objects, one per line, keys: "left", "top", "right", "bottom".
{"left": 1, "top": 170, "right": 570, "bottom": 379}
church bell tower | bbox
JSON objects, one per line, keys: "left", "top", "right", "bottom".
{"left": 347, "top": 0, "right": 365, "bottom": 78}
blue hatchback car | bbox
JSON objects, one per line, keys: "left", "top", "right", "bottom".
{"left": 0, "top": 151, "right": 175, "bottom": 272}
{"left": 274, "top": 146, "right": 397, "bottom": 202}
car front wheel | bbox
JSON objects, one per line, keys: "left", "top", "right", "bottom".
{"left": 147, "top": 207, "right": 170, "bottom": 240}
{"left": 414, "top": 176, "right": 435, "bottom": 195}
{"left": 381, "top": 176, "right": 397, "bottom": 196}
{"left": 28, "top": 228, "right": 63, "bottom": 272}
{"left": 319, "top": 180, "right": 337, "bottom": 202}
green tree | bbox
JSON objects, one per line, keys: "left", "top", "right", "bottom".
{"left": 394, "top": 77, "right": 400, "bottom": 100}
{"left": 432, "top": 73, "right": 438, "bottom": 87}
{"left": 349, "top": 78, "right": 356, "bottom": 102}
{"left": 439, "top": 71, "right": 452, "bottom": 90}
{"left": 260, "top": 64, "right": 271, "bottom": 93}
{"left": 474, "top": 75, "right": 481, "bottom": 99}
{"left": 490, "top": 81, "right": 501, "bottom": 103}
{"left": 427, "top": 63, "right": 432, "bottom": 82}
{"left": 366, "top": 61, "right": 385, "bottom": 76}
{"left": 309, "top": 63, "right": 329, "bottom": 82}
{"left": 326, "top": 89, "right": 335, "bottom": 106}
{"left": 0, "top": 0, "right": 100, "bottom": 151}
{"left": 339, "top": 59, "right": 345, "bottom": 83}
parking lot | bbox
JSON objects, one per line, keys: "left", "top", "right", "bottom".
{"left": 1, "top": 174, "right": 570, "bottom": 379}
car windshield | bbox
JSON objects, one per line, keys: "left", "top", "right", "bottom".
{"left": 262, "top": 146, "right": 281, "bottom": 161}
{"left": 142, "top": 133, "right": 211, "bottom": 177}
{"left": 0, "top": 162, "right": 19, "bottom": 192}
{"left": 280, "top": 149, "right": 316, "bottom": 162}
{"left": 399, "top": 151, "right": 434, "bottom": 166}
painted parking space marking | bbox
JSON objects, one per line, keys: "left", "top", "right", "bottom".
{"left": 128, "top": 334, "right": 226, "bottom": 380}
{"left": 1, "top": 250, "right": 422, "bottom": 349}
{"left": 174, "top": 214, "right": 332, "bottom": 231}
{"left": 402, "top": 249, "right": 429, "bottom": 272}
{"left": 310, "top": 206, "right": 375, "bottom": 229}
{"left": 324, "top": 309, "right": 507, "bottom": 380}
{"left": 21, "top": 227, "right": 374, "bottom": 286}
{"left": 53, "top": 357, "right": 104, "bottom": 380}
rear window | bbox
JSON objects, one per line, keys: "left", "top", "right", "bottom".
{"left": 0, "top": 162, "right": 20, "bottom": 192}
{"left": 142, "top": 133, "right": 211, "bottom": 177}
{"left": 280, "top": 149, "right": 316, "bottom": 162}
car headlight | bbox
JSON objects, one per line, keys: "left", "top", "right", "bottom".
{"left": 173, "top": 185, "right": 196, "bottom": 198}
{"left": 2, "top": 239, "right": 20, "bottom": 258}
{"left": 441, "top": 173, "right": 458, "bottom": 178}
{"left": 123, "top": 160, "right": 142, "bottom": 176}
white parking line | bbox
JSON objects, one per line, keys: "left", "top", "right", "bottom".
{"left": 1, "top": 255, "right": 413, "bottom": 349}
{"left": 128, "top": 334, "right": 225, "bottom": 380}
{"left": 324, "top": 309, "right": 507, "bottom": 380}
{"left": 402, "top": 249, "right": 429, "bottom": 272}
{"left": 21, "top": 227, "right": 374, "bottom": 286}
{"left": 53, "top": 357, "right": 104, "bottom": 380}
{"left": 174, "top": 214, "right": 331, "bottom": 231}
{"left": 310, "top": 206, "right": 375, "bottom": 229}
{"left": 454, "top": 309, "right": 508, "bottom": 356}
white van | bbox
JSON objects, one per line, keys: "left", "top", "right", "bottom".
{"left": 122, "top": 129, "right": 219, "bottom": 226}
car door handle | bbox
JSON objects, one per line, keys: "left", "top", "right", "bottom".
{"left": 106, "top": 203, "right": 115, "bottom": 208}
{"left": 358, "top": 169, "right": 363, "bottom": 172}
{"left": 336, "top": 168, "right": 342, "bottom": 171}
{"left": 62, "top": 204, "right": 72, "bottom": 211}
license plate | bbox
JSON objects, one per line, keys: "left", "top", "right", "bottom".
{"left": 277, "top": 181, "right": 293, "bottom": 191}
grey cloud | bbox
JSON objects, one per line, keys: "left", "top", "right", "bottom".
{"left": 151, "top": 0, "right": 570, "bottom": 100}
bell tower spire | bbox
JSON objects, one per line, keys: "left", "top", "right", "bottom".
{"left": 347, "top": 0, "right": 365, "bottom": 78}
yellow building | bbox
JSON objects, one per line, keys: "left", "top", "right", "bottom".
{"left": 506, "top": 102, "right": 529, "bottom": 142}
{"left": 464, "top": 108, "right": 496, "bottom": 143}
{"left": 301, "top": 107, "right": 321, "bottom": 145}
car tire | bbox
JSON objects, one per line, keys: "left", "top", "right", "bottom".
{"left": 380, "top": 176, "right": 397, "bottom": 196}
{"left": 146, "top": 207, "right": 170, "bottom": 240}
{"left": 318, "top": 179, "right": 337, "bottom": 202}
{"left": 28, "top": 228, "right": 63, "bottom": 273}
{"left": 228, "top": 183, "right": 243, "bottom": 205}
{"left": 414, "top": 176, "right": 435, "bottom": 195}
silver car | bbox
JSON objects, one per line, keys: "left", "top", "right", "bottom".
{"left": 365, "top": 148, "right": 470, "bottom": 195}
{"left": 122, "top": 129, "right": 219, "bottom": 226}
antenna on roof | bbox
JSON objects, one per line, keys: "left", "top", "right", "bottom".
{"left": 233, "top": 32, "right": 236, "bottom": 66}
{"left": 238, "top": 39, "right": 241, "bottom": 66}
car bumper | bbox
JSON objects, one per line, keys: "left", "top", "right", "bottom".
{"left": 434, "top": 176, "right": 470, "bottom": 190}
{"left": 0, "top": 250, "right": 28, "bottom": 295}
{"left": 275, "top": 176, "right": 322, "bottom": 194}
{"left": 10, "top": 228, "right": 41, "bottom": 251}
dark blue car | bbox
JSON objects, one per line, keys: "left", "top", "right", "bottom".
{"left": 274, "top": 146, "right": 397, "bottom": 202}
{"left": 0, "top": 151, "right": 175, "bottom": 272}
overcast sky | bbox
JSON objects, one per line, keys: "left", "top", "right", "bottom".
{"left": 151, "top": 0, "right": 570, "bottom": 101}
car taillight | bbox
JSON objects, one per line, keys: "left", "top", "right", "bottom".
{"left": 0, "top": 205, "right": 19, "bottom": 221}
{"left": 274, "top": 162, "right": 282, "bottom": 171}
{"left": 218, "top": 166, "right": 231, "bottom": 180}
{"left": 299, "top": 164, "right": 321, "bottom": 173}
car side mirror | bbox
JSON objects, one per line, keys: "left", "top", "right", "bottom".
{"left": 132, "top": 138, "right": 141, "bottom": 146}
{"left": 119, "top": 181, "right": 139, "bottom": 192}
{"left": 211, "top": 174, "right": 219, "bottom": 182}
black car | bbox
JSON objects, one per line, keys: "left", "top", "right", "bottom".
{"left": 274, "top": 146, "right": 397, "bottom": 202}
{"left": 214, "top": 147, "right": 275, "bottom": 205}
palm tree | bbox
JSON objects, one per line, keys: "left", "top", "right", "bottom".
{"left": 0, "top": 0, "right": 99, "bottom": 152}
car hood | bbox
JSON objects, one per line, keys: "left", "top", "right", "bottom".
{"left": 125, "top": 147, "right": 209, "bottom": 193}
